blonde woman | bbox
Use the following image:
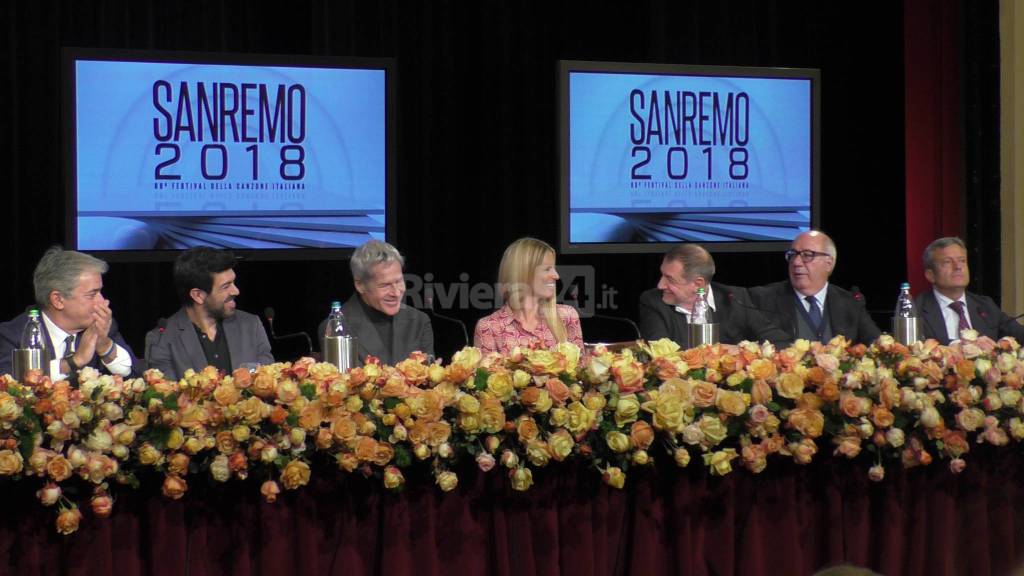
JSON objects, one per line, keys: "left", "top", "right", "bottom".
{"left": 473, "top": 237, "right": 584, "bottom": 355}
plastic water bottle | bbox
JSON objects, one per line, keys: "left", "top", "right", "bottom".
{"left": 21, "top": 309, "right": 44, "bottom": 350}
{"left": 894, "top": 282, "right": 917, "bottom": 319}
{"left": 691, "top": 288, "right": 708, "bottom": 324}
{"left": 324, "top": 301, "right": 347, "bottom": 338}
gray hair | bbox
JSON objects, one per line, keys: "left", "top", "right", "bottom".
{"left": 33, "top": 246, "right": 108, "bottom": 309}
{"left": 664, "top": 243, "right": 716, "bottom": 282}
{"left": 350, "top": 240, "right": 405, "bottom": 283}
{"left": 922, "top": 236, "right": 966, "bottom": 271}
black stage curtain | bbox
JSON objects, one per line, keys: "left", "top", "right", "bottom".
{"left": 0, "top": 1, "right": 999, "bottom": 361}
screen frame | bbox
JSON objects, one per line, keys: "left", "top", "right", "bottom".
{"left": 558, "top": 59, "right": 821, "bottom": 255}
{"left": 62, "top": 47, "right": 396, "bottom": 262}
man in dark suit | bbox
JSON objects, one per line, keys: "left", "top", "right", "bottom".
{"left": 748, "top": 230, "right": 881, "bottom": 345}
{"left": 916, "top": 236, "right": 1024, "bottom": 345}
{"left": 148, "top": 247, "right": 274, "bottom": 381}
{"left": 322, "top": 240, "right": 433, "bottom": 366}
{"left": 0, "top": 246, "right": 140, "bottom": 381}
{"left": 638, "top": 243, "right": 789, "bottom": 348}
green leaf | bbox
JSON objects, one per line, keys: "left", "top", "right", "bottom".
{"left": 300, "top": 383, "right": 317, "bottom": 401}
{"left": 474, "top": 368, "right": 489, "bottom": 391}
{"left": 688, "top": 368, "right": 707, "bottom": 381}
{"left": 393, "top": 445, "right": 412, "bottom": 468}
{"left": 163, "top": 393, "right": 179, "bottom": 411}
{"left": 383, "top": 397, "right": 401, "bottom": 411}
{"left": 286, "top": 412, "right": 299, "bottom": 427}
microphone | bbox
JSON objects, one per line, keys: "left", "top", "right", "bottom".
{"left": 851, "top": 285, "right": 866, "bottom": 308}
{"left": 144, "top": 318, "right": 167, "bottom": 365}
{"left": 263, "top": 307, "right": 314, "bottom": 356}
{"left": 568, "top": 286, "right": 642, "bottom": 340}
{"left": 726, "top": 291, "right": 778, "bottom": 317}
{"left": 424, "top": 296, "right": 469, "bottom": 348}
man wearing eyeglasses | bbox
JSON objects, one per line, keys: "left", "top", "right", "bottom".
{"left": 637, "top": 243, "right": 789, "bottom": 348}
{"left": 749, "top": 230, "right": 881, "bottom": 345}
{"left": 916, "top": 236, "right": 1024, "bottom": 346}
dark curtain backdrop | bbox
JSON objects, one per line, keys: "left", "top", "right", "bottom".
{"left": 0, "top": 0, "right": 1000, "bottom": 361}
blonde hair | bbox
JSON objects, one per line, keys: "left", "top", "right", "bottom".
{"left": 497, "top": 237, "right": 567, "bottom": 343}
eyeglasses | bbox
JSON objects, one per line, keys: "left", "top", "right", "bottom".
{"left": 784, "top": 249, "right": 832, "bottom": 263}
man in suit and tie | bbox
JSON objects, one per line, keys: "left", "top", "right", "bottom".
{"left": 148, "top": 247, "right": 274, "bottom": 381}
{"left": 748, "top": 230, "right": 881, "bottom": 345}
{"left": 637, "top": 243, "right": 789, "bottom": 347}
{"left": 916, "top": 236, "right": 1024, "bottom": 345}
{"left": 323, "top": 240, "right": 433, "bottom": 366}
{"left": 0, "top": 246, "right": 140, "bottom": 381}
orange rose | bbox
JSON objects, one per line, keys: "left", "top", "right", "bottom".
{"left": 818, "top": 381, "right": 840, "bottom": 403}
{"left": 629, "top": 421, "right": 655, "bottom": 450}
{"left": 870, "top": 406, "right": 895, "bottom": 429}
{"left": 690, "top": 381, "right": 718, "bottom": 408}
{"left": 681, "top": 348, "right": 706, "bottom": 369}
{"left": 612, "top": 358, "right": 646, "bottom": 394}
{"left": 650, "top": 357, "right": 679, "bottom": 381}
{"left": 943, "top": 430, "right": 970, "bottom": 458}
{"left": 280, "top": 460, "right": 311, "bottom": 490}
{"left": 91, "top": 492, "right": 113, "bottom": 518}
{"left": 715, "top": 389, "right": 748, "bottom": 416}
{"left": 545, "top": 378, "right": 571, "bottom": 406}
{"left": 213, "top": 383, "right": 240, "bottom": 406}
{"left": 251, "top": 371, "right": 278, "bottom": 399}
{"left": 46, "top": 455, "right": 73, "bottom": 482}
{"left": 748, "top": 359, "right": 777, "bottom": 381}
{"left": 426, "top": 421, "right": 452, "bottom": 447}
{"left": 516, "top": 418, "right": 540, "bottom": 443}
{"left": 0, "top": 450, "right": 24, "bottom": 476}
{"left": 215, "top": 431, "right": 238, "bottom": 454}
{"left": 839, "top": 394, "right": 866, "bottom": 419}
{"left": 167, "top": 452, "right": 190, "bottom": 476}
{"left": 56, "top": 506, "right": 83, "bottom": 535}
{"left": 297, "top": 400, "right": 323, "bottom": 431}
{"left": 162, "top": 474, "right": 188, "bottom": 500}
{"left": 395, "top": 358, "right": 430, "bottom": 385}
{"left": 260, "top": 480, "right": 281, "bottom": 503}
{"left": 787, "top": 408, "right": 825, "bottom": 438}
{"left": 751, "top": 379, "right": 773, "bottom": 405}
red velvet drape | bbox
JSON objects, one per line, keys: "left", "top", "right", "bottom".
{"left": 2, "top": 451, "right": 1023, "bottom": 576}
{"left": 904, "top": 0, "right": 964, "bottom": 291}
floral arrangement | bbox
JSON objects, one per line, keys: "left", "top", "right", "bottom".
{"left": 1, "top": 330, "right": 1023, "bottom": 535}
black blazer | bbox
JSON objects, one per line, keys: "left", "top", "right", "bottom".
{"left": 148, "top": 307, "right": 275, "bottom": 381}
{"left": 0, "top": 310, "right": 141, "bottom": 379}
{"left": 916, "top": 289, "right": 1024, "bottom": 345}
{"left": 637, "top": 282, "right": 790, "bottom": 348}
{"left": 319, "top": 295, "right": 434, "bottom": 366}
{"left": 747, "top": 281, "right": 881, "bottom": 345}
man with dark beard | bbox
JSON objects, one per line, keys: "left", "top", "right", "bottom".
{"left": 149, "top": 247, "right": 273, "bottom": 380}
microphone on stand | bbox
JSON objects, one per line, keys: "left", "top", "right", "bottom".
{"left": 568, "top": 286, "right": 642, "bottom": 340}
{"left": 263, "top": 307, "right": 314, "bottom": 356}
{"left": 144, "top": 317, "right": 167, "bottom": 365}
{"left": 424, "top": 296, "right": 469, "bottom": 348}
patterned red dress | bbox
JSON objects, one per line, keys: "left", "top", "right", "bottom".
{"left": 473, "top": 304, "right": 584, "bottom": 355}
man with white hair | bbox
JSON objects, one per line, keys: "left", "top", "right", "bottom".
{"left": 749, "top": 230, "right": 881, "bottom": 345}
{"left": 323, "top": 240, "right": 433, "bottom": 365}
{"left": 0, "top": 246, "right": 140, "bottom": 381}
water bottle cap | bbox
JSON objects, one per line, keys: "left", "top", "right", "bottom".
{"left": 330, "top": 301, "right": 341, "bottom": 309}
{"left": 900, "top": 282, "right": 910, "bottom": 290}
{"left": 696, "top": 287, "right": 705, "bottom": 295}
{"left": 28, "top": 309, "right": 39, "bottom": 319}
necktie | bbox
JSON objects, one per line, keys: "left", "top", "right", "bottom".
{"left": 805, "top": 295, "right": 822, "bottom": 335}
{"left": 949, "top": 301, "right": 971, "bottom": 338}
{"left": 64, "top": 334, "right": 76, "bottom": 357}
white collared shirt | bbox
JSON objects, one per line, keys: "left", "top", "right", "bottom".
{"left": 40, "top": 311, "right": 132, "bottom": 380}
{"left": 932, "top": 289, "right": 971, "bottom": 342}
{"left": 794, "top": 283, "right": 829, "bottom": 314}
{"left": 675, "top": 284, "right": 718, "bottom": 322}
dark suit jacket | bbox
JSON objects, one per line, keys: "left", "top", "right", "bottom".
{"left": 0, "top": 311, "right": 141, "bottom": 379}
{"left": 747, "top": 281, "right": 881, "bottom": 345}
{"left": 148, "top": 307, "right": 274, "bottom": 381}
{"left": 637, "top": 283, "right": 790, "bottom": 348}
{"left": 916, "top": 289, "right": 1024, "bottom": 345}
{"left": 320, "top": 296, "right": 433, "bottom": 366}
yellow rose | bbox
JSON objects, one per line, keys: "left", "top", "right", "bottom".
{"left": 645, "top": 338, "right": 681, "bottom": 359}
{"left": 210, "top": 454, "right": 231, "bottom": 482}
{"left": 479, "top": 397, "right": 506, "bottom": 433}
{"left": 138, "top": 443, "right": 164, "bottom": 466}
{"left": 525, "top": 440, "right": 551, "bottom": 466}
{"left": 556, "top": 341, "right": 582, "bottom": 375}
{"left": 383, "top": 466, "right": 404, "bottom": 489}
{"left": 699, "top": 414, "right": 728, "bottom": 446}
{"left": 776, "top": 372, "right": 805, "bottom": 400}
{"left": 213, "top": 383, "right": 240, "bottom": 406}
{"left": 510, "top": 467, "right": 534, "bottom": 491}
{"left": 525, "top": 350, "right": 565, "bottom": 375}
{"left": 565, "top": 402, "right": 597, "bottom": 436}
{"left": 457, "top": 394, "right": 481, "bottom": 414}
{"left": 435, "top": 470, "right": 459, "bottom": 492}
{"left": 615, "top": 394, "right": 641, "bottom": 427}
{"left": 486, "top": 372, "right": 514, "bottom": 402}
{"left": 716, "top": 389, "right": 749, "bottom": 417}
{"left": 280, "top": 460, "right": 311, "bottom": 490}
{"left": 674, "top": 447, "right": 691, "bottom": 467}
{"left": 512, "top": 370, "right": 532, "bottom": 389}
{"left": 603, "top": 466, "right": 626, "bottom": 489}
{"left": 787, "top": 408, "right": 825, "bottom": 438}
{"left": 428, "top": 363, "right": 446, "bottom": 384}
{"left": 583, "top": 391, "right": 607, "bottom": 412}
{"left": 651, "top": 395, "right": 686, "bottom": 432}
{"left": 632, "top": 450, "right": 650, "bottom": 466}
{"left": 548, "top": 430, "right": 574, "bottom": 461}
{"left": 583, "top": 353, "right": 612, "bottom": 385}
{"left": 606, "top": 431, "right": 631, "bottom": 453}
{"left": 337, "top": 452, "right": 360, "bottom": 472}
{"left": 702, "top": 448, "right": 738, "bottom": 476}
